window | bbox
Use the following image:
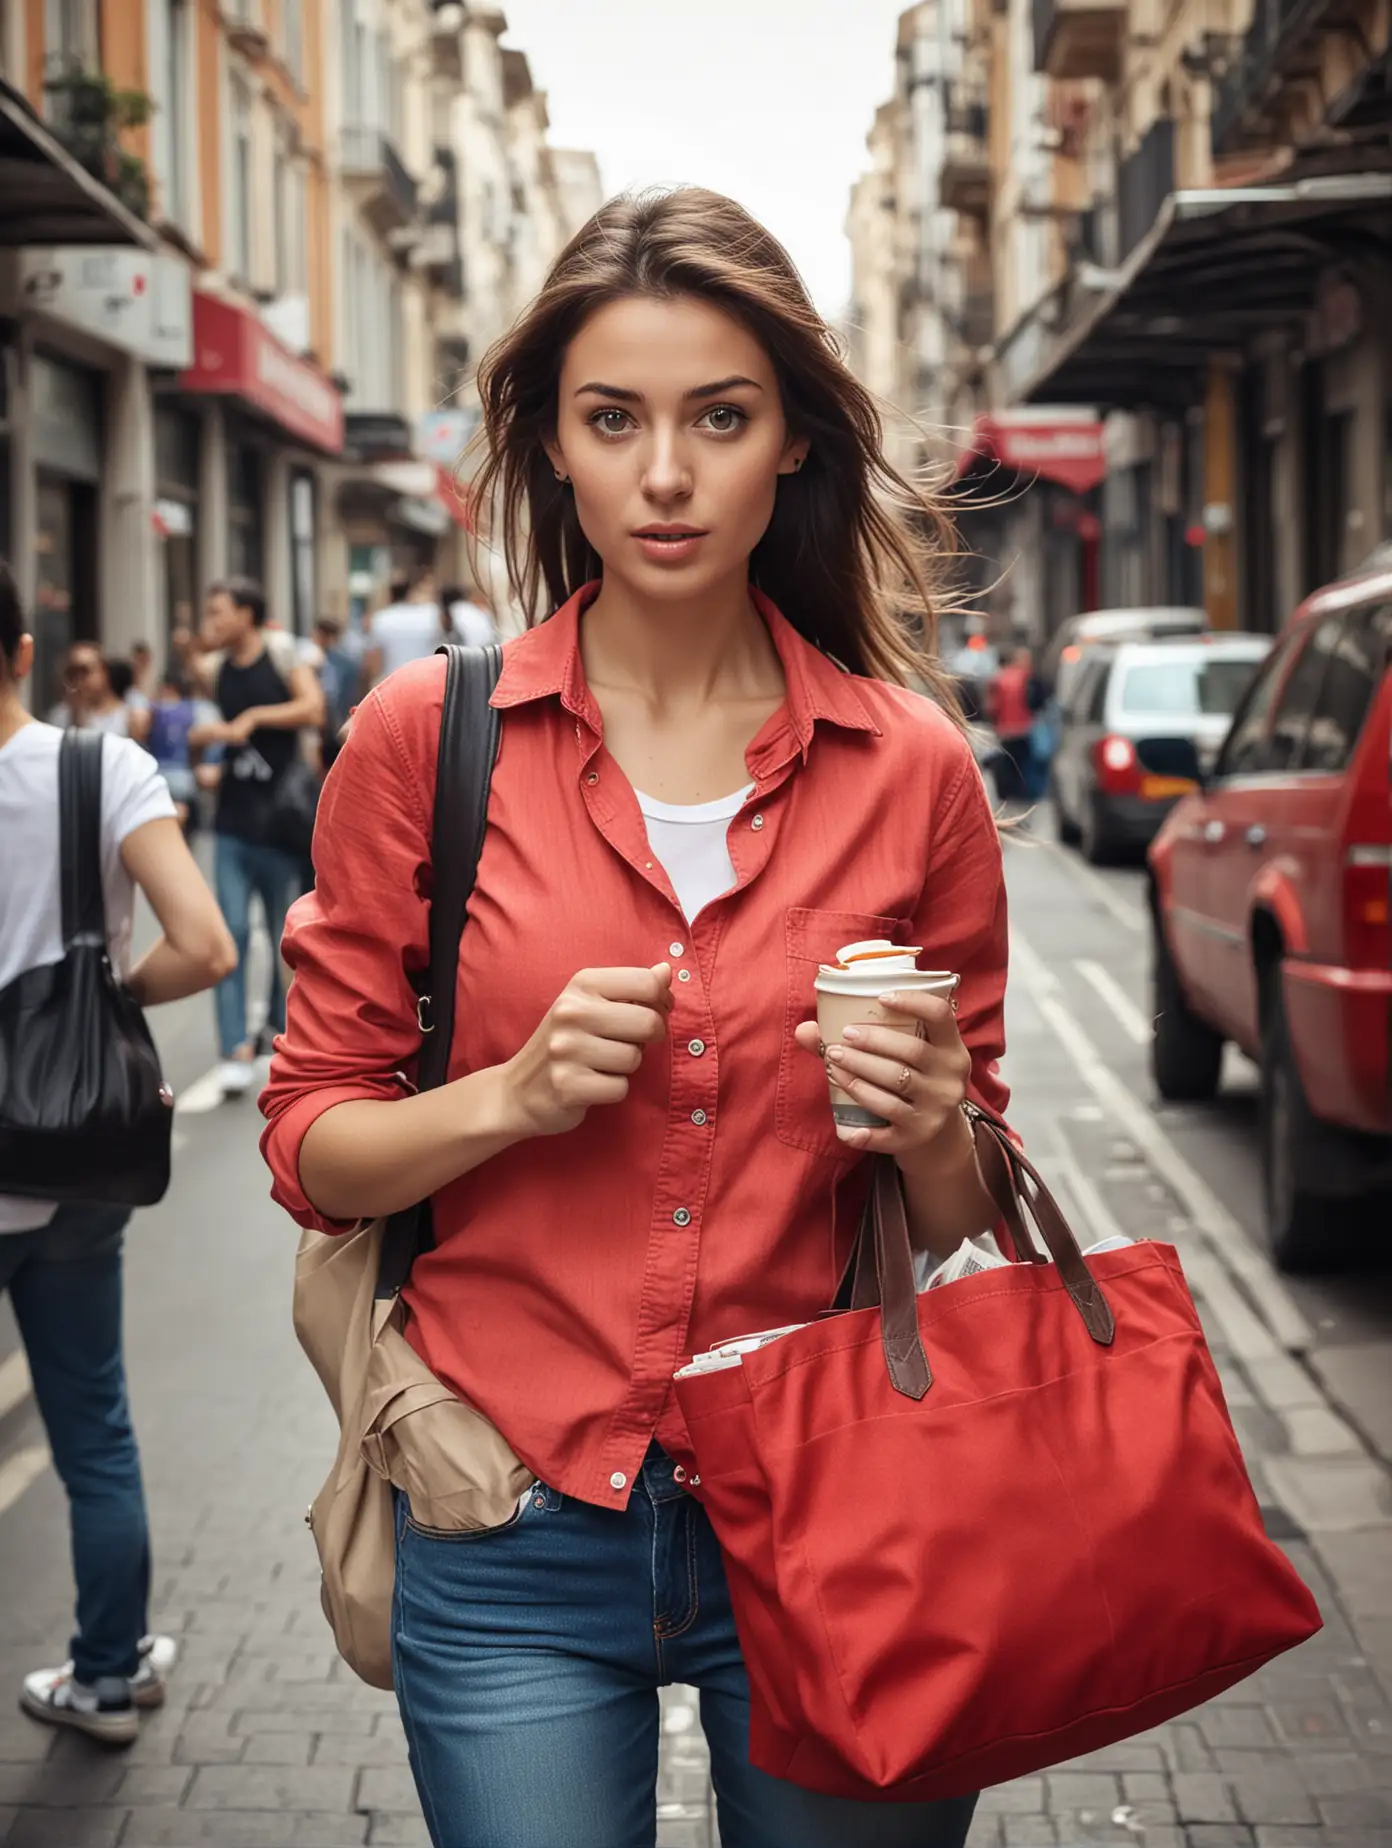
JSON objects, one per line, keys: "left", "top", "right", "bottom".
{"left": 1215, "top": 636, "right": 1294, "bottom": 778}
{"left": 1085, "top": 659, "right": 1112, "bottom": 724}
{"left": 228, "top": 73, "right": 253, "bottom": 282}
{"left": 273, "top": 130, "right": 305, "bottom": 299}
{"left": 1264, "top": 616, "right": 1342, "bottom": 772}
{"left": 151, "top": 0, "right": 192, "bottom": 228}
{"left": 1118, "top": 655, "right": 1265, "bottom": 719}
{"left": 283, "top": 0, "right": 303, "bottom": 84}
{"left": 44, "top": 0, "right": 99, "bottom": 75}
{"left": 1301, "top": 603, "right": 1392, "bottom": 773}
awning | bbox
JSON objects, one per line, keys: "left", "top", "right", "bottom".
{"left": 179, "top": 290, "right": 344, "bottom": 455}
{"left": 1007, "top": 171, "right": 1392, "bottom": 408}
{"left": 0, "top": 79, "right": 157, "bottom": 249}
{"left": 956, "top": 408, "right": 1105, "bottom": 494}
{"left": 329, "top": 458, "right": 473, "bottom": 528}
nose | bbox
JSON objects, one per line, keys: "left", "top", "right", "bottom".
{"left": 640, "top": 424, "right": 693, "bottom": 504}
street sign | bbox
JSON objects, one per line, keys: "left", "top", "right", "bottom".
{"left": 414, "top": 407, "right": 480, "bottom": 464}
{"left": 13, "top": 247, "right": 192, "bottom": 367}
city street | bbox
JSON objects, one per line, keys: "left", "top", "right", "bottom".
{"left": 1, "top": 823, "right": 1389, "bottom": 1848}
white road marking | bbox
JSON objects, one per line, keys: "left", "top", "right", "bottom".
{"left": 0, "top": 1444, "right": 50, "bottom": 1519}
{"left": 0, "top": 1348, "right": 32, "bottom": 1423}
{"left": 1074, "top": 958, "right": 1151, "bottom": 1046}
{"left": 1011, "top": 835, "right": 1148, "bottom": 933}
{"left": 1010, "top": 927, "right": 1314, "bottom": 1355}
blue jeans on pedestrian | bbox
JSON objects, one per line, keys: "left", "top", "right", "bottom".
{"left": 0, "top": 1205, "right": 149, "bottom": 1683}
{"left": 213, "top": 833, "right": 303, "bottom": 1058}
{"left": 392, "top": 1444, "right": 978, "bottom": 1848}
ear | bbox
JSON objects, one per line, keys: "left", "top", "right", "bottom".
{"left": 777, "top": 440, "right": 810, "bottom": 477}
{"left": 542, "top": 434, "right": 568, "bottom": 481}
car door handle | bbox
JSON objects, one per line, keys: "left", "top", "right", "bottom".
{"left": 1203, "top": 820, "right": 1226, "bottom": 844}
{"left": 1245, "top": 825, "right": 1267, "bottom": 850}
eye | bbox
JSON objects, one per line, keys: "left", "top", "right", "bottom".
{"left": 588, "top": 408, "right": 634, "bottom": 437}
{"left": 698, "top": 404, "right": 748, "bottom": 435}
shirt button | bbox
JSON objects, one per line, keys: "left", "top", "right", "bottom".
{"left": 585, "top": 771, "right": 599, "bottom": 785}
{"left": 688, "top": 1038, "right": 706, "bottom": 1057}
{"left": 677, "top": 969, "right": 691, "bottom": 982}
{"left": 669, "top": 941, "right": 685, "bottom": 957}
{"left": 751, "top": 813, "right": 765, "bottom": 830}
{"left": 673, "top": 1465, "right": 688, "bottom": 1484}
{"left": 609, "top": 1472, "right": 627, "bottom": 1491}
{"left": 673, "top": 1207, "right": 692, "bottom": 1226}
{"left": 691, "top": 1109, "right": 707, "bottom": 1126}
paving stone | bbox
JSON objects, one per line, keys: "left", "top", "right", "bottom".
{"left": 4, "top": 1808, "right": 128, "bottom": 1847}
{"left": 241, "top": 1730, "right": 315, "bottom": 1764}
{"left": 1164, "top": 1724, "right": 1219, "bottom": 1772}
{"left": 118, "top": 1811, "right": 370, "bottom": 1846}
{"left": 312, "top": 1731, "right": 407, "bottom": 1767}
{"left": 1229, "top": 1775, "right": 1317, "bottom": 1826}
{"left": 964, "top": 1817, "right": 1003, "bottom": 1848}
{"left": 184, "top": 1764, "right": 357, "bottom": 1811}
{"left": 110, "top": 1767, "right": 193, "bottom": 1807}
{"left": 1120, "top": 1772, "right": 1171, "bottom": 1804}
{"left": 1262, "top": 1456, "right": 1392, "bottom": 1532}
{"left": 0, "top": 1761, "right": 125, "bottom": 1807}
{"left": 1314, "top": 1788, "right": 1392, "bottom": 1828}
{"left": 654, "top": 1824, "right": 710, "bottom": 1848}
{"left": 0, "top": 1724, "right": 53, "bottom": 1767}
{"left": 1197, "top": 1709, "right": 1279, "bottom": 1751}
{"left": 1172, "top": 1773, "right": 1240, "bottom": 1823}
{"left": 366, "top": 1818, "right": 433, "bottom": 1847}
{"left": 354, "top": 1767, "right": 423, "bottom": 1815}
{"left": 1043, "top": 1771, "right": 1121, "bottom": 1812}
{"left": 1001, "top": 1818, "right": 1058, "bottom": 1847}
{"left": 1184, "top": 1830, "right": 1254, "bottom": 1848}
{"left": 230, "top": 1706, "right": 379, "bottom": 1736}
{"left": 976, "top": 1778, "right": 1045, "bottom": 1813}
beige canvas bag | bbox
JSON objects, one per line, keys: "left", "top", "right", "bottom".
{"left": 291, "top": 644, "right": 529, "bottom": 1690}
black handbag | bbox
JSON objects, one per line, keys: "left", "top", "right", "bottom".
{"left": 269, "top": 756, "right": 321, "bottom": 858}
{"left": 0, "top": 731, "right": 173, "bottom": 1207}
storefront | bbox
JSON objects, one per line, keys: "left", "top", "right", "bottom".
{"left": 154, "top": 404, "right": 201, "bottom": 651}
{"left": 31, "top": 353, "right": 103, "bottom": 713}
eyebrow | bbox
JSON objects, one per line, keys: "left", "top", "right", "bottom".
{"left": 573, "top": 376, "right": 764, "bottom": 404}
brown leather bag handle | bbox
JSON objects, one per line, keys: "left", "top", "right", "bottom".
{"left": 849, "top": 1107, "right": 1115, "bottom": 1399}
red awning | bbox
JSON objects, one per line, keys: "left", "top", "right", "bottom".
{"left": 958, "top": 410, "right": 1105, "bottom": 496}
{"left": 179, "top": 291, "right": 344, "bottom": 456}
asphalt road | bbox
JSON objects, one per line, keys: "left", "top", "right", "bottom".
{"left": 0, "top": 815, "right": 1388, "bottom": 1848}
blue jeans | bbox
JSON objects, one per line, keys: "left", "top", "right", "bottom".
{"left": 392, "top": 1446, "right": 978, "bottom": 1848}
{"left": 0, "top": 1205, "right": 149, "bottom": 1682}
{"left": 213, "top": 833, "right": 302, "bottom": 1058}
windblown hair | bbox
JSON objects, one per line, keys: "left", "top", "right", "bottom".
{"left": 470, "top": 186, "right": 963, "bottom": 709}
{"left": 0, "top": 560, "right": 21, "bottom": 672}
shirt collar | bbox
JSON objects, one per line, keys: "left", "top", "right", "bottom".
{"left": 491, "top": 581, "right": 882, "bottom": 756}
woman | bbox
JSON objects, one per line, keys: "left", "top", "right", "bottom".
{"left": 261, "top": 189, "right": 1011, "bottom": 1848}
{"left": 46, "top": 642, "right": 152, "bottom": 746}
{"left": 0, "top": 564, "right": 235, "bottom": 1742}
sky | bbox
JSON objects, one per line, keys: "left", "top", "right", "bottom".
{"left": 499, "top": 0, "right": 913, "bottom": 319}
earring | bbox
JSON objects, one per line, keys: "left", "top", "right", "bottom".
{"left": 554, "top": 469, "right": 568, "bottom": 483}
{"left": 793, "top": 457, "right": 804, "bottom": 473}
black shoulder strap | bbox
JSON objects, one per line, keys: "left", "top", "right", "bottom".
{"left": 58, "top": 730, "right": 107, "bottom": 950}
{"left": 376, "top": 642, "right": 503, "bottom": 1296}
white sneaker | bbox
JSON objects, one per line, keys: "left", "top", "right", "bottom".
{"left": 218, "top": 1059, "right": 255, "bottom": 1098}
{"left": 20, "top": 1665, "right": 138, "bottom": 1745}
{"left": 49, "top": 1632, "right": 179, "bottom": 1714}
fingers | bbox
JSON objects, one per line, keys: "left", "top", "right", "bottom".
{"left": 874, "top": 990, "right": 960, "bottom": 1045}
{"left": 579, "top": 965, "right": 675, "bottom": 1013}
{"left": 556, "top": 994, "right": 669, "bottom": 1047}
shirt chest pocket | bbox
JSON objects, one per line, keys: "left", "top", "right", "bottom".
{"left": 774, "top": 906, "right": 912, "bottom": 1159}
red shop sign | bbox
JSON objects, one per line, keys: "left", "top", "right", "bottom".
{"left": 960, "top": 410, "right": 1105, "bottom": 497}
{"left": 180, "top": 292, "right": 344, "bottom": 456}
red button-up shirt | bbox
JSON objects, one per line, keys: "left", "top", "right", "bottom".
{"left": 260, "top": 586, "right": 1011, "bottom": 1507}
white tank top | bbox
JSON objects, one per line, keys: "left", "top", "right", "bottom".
{"left": 635, "top": 783, "right": 755, "bottom": 924}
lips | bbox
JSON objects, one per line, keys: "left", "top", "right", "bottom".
{"left": 633, "top": 526, "right": 709, "bottom": 566}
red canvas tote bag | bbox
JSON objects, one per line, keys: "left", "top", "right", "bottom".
{"left": 674, "top": 1109, "right": 1321, "bottom": 1803}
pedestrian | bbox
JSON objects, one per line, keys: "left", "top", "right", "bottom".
{"left": 0, "top": 560, "right": 235, "bottom": 1744}
{"left": 144, "top": 665, "right": 207, "bottom": 830}
{"left": 987, "top": 643, "right": 1041, "bottom": 803}
{"left": 129, "top": 639, "right": 155, "bottom": 701}
{"left": 440, "top": 580, "right": 499, "bottom": 648}
{"left": 361, "top": 566, "right": 445, "bottom": 685}
{"left": 46, "top": 644, "right": 151, "bottom": 746}
{"left": 261, "top": 187, "right": 1008, "bottom": 1848}
{"left": 185, "top": 578, "right": 325, "bottom": 1097}
{"left": 311, "top": 614, "right": 357, "bottom": 765}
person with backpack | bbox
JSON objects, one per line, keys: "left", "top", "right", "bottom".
{"left": 0, "top": 561, "right": 234, "bottom": 1743}
{"left": 185, "top": 578, "right": 325, "bottom": 1097}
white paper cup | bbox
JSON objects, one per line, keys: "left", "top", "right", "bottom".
{"left": 814, "top": 949, "right": 960, "bottom": 1130}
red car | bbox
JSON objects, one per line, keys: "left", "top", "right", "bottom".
{"left": 1147, "top": 556, "right": 1392, "bottom": 1270}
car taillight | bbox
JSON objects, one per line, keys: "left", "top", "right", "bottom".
{"left": 1345, "top": 844, "right": 1391, "bottom": 968}
{"left": 1092, "top": 734, "right": 1141, "bottom": 796}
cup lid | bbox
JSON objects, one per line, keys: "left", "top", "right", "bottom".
{"left": 827, "top": 939, "right": 923, "bottom": 972}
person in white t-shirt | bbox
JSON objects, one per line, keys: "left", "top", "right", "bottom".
{"left": 0, "top": 563, "right": 234, "bottom": 1745}
{"left": 440, "top": 581, "right": 499, "bottom": 649}
{"left": 362, "top": 566, "right": 448, "bottom": 685}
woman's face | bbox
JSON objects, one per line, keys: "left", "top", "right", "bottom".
{"left": 546, "top": 293, "right": 807, "bottom": 601}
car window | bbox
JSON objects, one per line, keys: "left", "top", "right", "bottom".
{"left": 1085, "top": 658, "right": 1112, "bottom": 723}
{"left": 1118, "top": 656, "right": 1263, "bottom": 718}
{"left": 1215, "top": 631, "right": 1302, "bottom": 777}
{"left": 1300, "top": 603, "right": 1392, "bottom": 773}
{"left": 1265, "top": 616, "right": 1343, "bottom": 772}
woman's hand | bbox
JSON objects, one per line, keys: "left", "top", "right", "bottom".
{"left": 792, "top": 989, "right": 971, "bottom": 1159}
{"left": 502, "top": 964, "right": 675, "bottom": 1138}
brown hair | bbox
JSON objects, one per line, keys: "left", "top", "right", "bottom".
{"left": 469, "top": 186, "right": 962, "bottom": 710}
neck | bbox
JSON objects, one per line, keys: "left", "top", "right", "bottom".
{"left": 579, "top": 567, "right": 782, "bottom": 715}
{"left": 232, "top": 628, "right": 265, "bottom": 667}
{"left": 0, "top": 685, "right": 32, "bottom": 749}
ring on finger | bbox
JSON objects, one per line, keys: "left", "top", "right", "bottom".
{"left": 895, "top": 1063, "right": 913, "bottom": 1096}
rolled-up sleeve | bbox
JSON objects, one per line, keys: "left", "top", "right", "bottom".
{"left": 909, "top": 737, "right": 1011, "bottom": 1128}
{"left": 259, "top": 664, "right": 438, "bottom": 1231}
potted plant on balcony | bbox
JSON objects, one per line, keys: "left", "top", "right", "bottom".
{"left": 43, "top": 64, "right": 154, "bottom": 218}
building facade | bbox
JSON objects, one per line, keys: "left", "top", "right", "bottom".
{"left": 0, "top": 0, "right": 600, "bottom": 703}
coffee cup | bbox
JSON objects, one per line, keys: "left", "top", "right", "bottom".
{"left": 814, "top": 941, "right": 960, "bottom": 1131}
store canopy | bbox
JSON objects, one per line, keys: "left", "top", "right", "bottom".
{"left": 180, "top": 291, "right": 344, "bottom": 455}
{"left": 1011, "top": 172, "right": 1392, "bottom": 409}
{"left": 0, "top": 79, "right": 157, "bottom": 249}
{"left": 956, "top": 408, "right": 1105, "bottom": 495}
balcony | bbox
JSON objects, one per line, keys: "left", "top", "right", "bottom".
{"left": 341, "top": 125, "right": 418, "bottom": 236}
{"left": 1210, "top": 0, "right": 1333, "bottom": 154}
{"left": 940, "top": 89, "right": 990, "bottom": 218}
{"left": 1032, "top": 0, "right": 1125, "bottom": 80}
{"left": 429, "top": 0, "right": 464, "bottom": 79}
{"left": 1117, "top": 117, "right": 1174, "bottom": 262}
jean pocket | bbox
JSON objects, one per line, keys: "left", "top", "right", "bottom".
{"left": 774, "top": 906, "right": 911, "bottom": 1159}
{"left": 401, "top": 1479, "right": 555, "bottom": 1543}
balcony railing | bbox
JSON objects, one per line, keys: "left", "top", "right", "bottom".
{"left": 1210, "top": 0, "right": 1329, "bottom": 154}
{"left": 341, "top": 125, "right": 418, "bottom": 231}
{"left": 940, "top": 88, "right": 990, "bottom": 217}
{"left": 1117, "top": 117, "right": 1174, "bottom": 263}
{"left": 1032, "top": 0, "right": 1125, "bottom": 80}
